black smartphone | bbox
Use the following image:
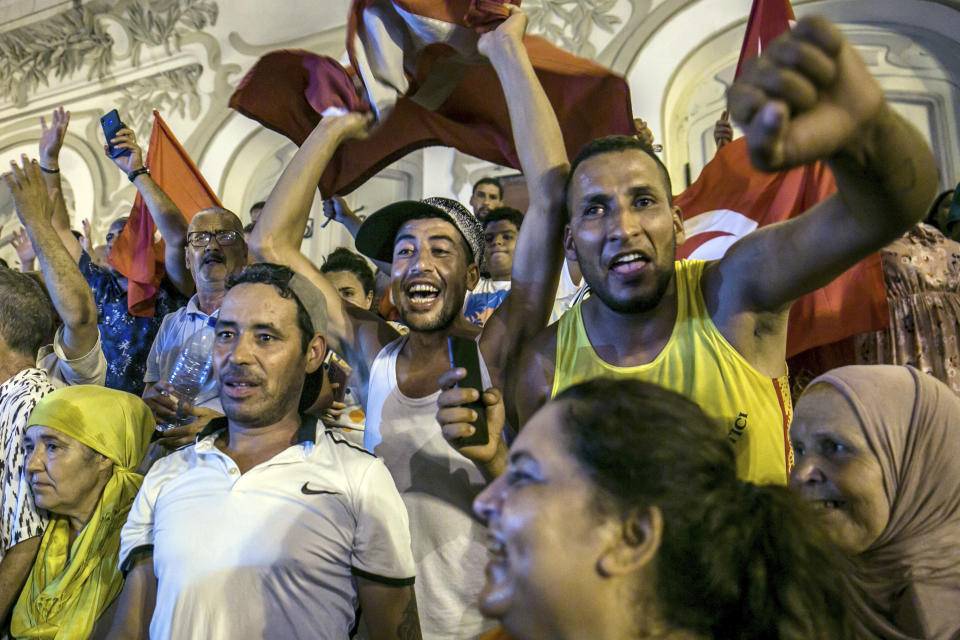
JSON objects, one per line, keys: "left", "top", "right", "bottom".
{"left": 100, "top": 109, "right": 130, "bottom": 158}
{"left": 447, "top": 336, "right": 488, "bottom": 447}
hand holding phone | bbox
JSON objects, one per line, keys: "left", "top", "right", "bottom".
{"left": 100, "top": 109, "right": 131, "bottom": 159}
{"left": 445, "top": 336, "right": 489, "bottom": 447}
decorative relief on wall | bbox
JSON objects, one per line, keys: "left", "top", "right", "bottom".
{"left": 0, "top": 0, "right": 217, "bottom": 106}
{"left": 111, "top": 0, "right": 218, "bottom": 66}
{"left": 116, "top": 63, "right": 204, "bottom": 135}
{"left": 525, "top": 0, "right": 630, "bottom": 58}
{"left": 0, "top": 8, "right": 114, "bottom": 104}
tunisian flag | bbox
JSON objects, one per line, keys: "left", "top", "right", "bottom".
{"left": 229, "top": 0, "right": 634, "bottom": 196}
{"left": 735, "top": 0, "right": 795, "bottom": 79}
{"left": 108, "top": 111, "right": 222, "bottom": 316}
{"left": 675, "top": 138, "right": 888, "bottom": 357}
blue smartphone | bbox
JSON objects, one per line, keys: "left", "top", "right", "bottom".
{"left": 100, "top": 109, "right": 131, "bottom": 158}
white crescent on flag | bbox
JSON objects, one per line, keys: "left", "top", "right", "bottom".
{"left": 678, "top": 209, "right": 759, "bottom": 260}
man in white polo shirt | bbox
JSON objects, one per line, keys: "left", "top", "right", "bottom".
{"left": 109, "top": 263, "right": 420, "bottom": 640}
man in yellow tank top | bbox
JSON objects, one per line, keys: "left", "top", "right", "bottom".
{"left": 439, "top": 17, "right": 938, "bottom": 487}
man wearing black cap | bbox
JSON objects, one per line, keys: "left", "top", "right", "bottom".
{"left": 249, "top": 11, "right": 566, "bottom": 638}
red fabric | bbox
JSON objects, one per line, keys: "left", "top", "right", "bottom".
{"left": 465, "top": 0, "right": 514, "bottom": 31}
{"left": 229, "top": 5, "right": 633, "bottom": 197}
{"left": 108, "top": 111, "right": 222, "bottom": 316}
{"left": 734, "top": 0, "right": 795, "bottom": 80}
{"left": 230, "top": 51, "right": 369, "bottom": 137}
{"left": 674, "top": 138, "right": 889, "bottom": 357}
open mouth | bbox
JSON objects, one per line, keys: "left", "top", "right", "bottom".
{"left": 202, "top": 253, "right": 225, "bottom": 266}
{"left": 485, "top": 533, "right": 508, "bottom": 580}
{"left": 405, "top": 282, "right": 441, "bottom": 308}
{"left": 609, "top": 251, "right": 651, "bottom": 276}
{"left": 223, "top": 378, "right": 261, "bottom": 398}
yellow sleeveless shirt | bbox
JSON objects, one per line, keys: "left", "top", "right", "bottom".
{"left": 552, "top": 259, "right": 792, "bottom": 485}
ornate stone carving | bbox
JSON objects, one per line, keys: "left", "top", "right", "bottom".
{"left": 0, "top": 0, "right": 217, "bottom": 106}
{"left": 0, "top": 7, "right": 114, "bottom": 105}
{"left": 116, "top": 63, "right": 204, "bottom": 136}
{"left": 525, "top": 0, "right": 628, "bottom": 58}
{"left": 111, "top": 0, "right": 218, "bottom": 67}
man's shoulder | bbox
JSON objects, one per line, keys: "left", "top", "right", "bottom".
{"left": 528, "top": 316, "right": 561, "bottom": 358}
{"left": 142, "top": 440, "right": 201, "bottom": 487}
{"left": 315, "top": 429, "right": 377, "bottom": 467}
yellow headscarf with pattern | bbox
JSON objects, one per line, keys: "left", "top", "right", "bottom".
{"left": 11, "top": 386, "right": 154, "bottom": 640}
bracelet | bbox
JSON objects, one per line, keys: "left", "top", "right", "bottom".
{"left": 39, "top": 165, "right": 59, "bottom": 174}
{"left": 128, "top": 167, "right": 150, "bottom": 182}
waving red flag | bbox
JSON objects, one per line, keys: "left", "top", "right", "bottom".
{"left": 735, "top": 0, "right": 795, "bottom": 79}
{"left": 229, "top": 0, "right": 634, "bottom": 196}
{"left": 675, "top": 138, "right": 888, "bottom": 358}
{"left": 108, "top": 111, "right": 222, "bottom": 316}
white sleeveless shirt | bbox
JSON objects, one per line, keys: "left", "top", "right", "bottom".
{"left": 364, "top": 336, "right": 494, "bottom": 640}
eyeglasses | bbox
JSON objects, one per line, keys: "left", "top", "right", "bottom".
{"left": 187, "top": 230, "right": 242, "bottom": 247}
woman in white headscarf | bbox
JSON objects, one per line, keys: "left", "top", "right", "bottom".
{"left": 791, "top": 365, "right": 960, "bottom": 639}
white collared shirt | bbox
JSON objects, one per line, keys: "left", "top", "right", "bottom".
{"left": 120, "top": 419, "right": 415, "bottom": 640}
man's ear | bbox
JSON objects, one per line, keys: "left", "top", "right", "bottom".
{"left": 563, "top": 224, "right": 578, "bottom": 262}
{"left": 597, "top": 505, "right": 663, "bottom": 577}
{"left": 672, "top": 207, "right": 685, "bottom": 247}
{"left": 304, "top": 334, "right": 327, "bottom": 374}
{"left": 466, "top": 262, "right": 481, "bottom": 290}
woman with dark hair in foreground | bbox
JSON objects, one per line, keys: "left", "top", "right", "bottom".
{"left": 474, "top": 378, "right": 852, "bottom": 640}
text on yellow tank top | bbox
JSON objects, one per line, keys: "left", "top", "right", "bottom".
{"left": 552, "top": 259, "right": 792, "bottom": 485}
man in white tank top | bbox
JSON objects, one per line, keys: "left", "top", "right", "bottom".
{"left": 248, "top": 12, "right": 568, "bottom": 639}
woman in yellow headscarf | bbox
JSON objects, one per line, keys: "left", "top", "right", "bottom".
{"left": 11, "top": 385, "right": 154, "bottom": 640}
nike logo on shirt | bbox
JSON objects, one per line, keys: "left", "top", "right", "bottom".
{"left": 301, "top": 483, "right": 339, "bottom": 496}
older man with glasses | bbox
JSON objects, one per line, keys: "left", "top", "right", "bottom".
{"left": 141, "top": 208, "right": 248, "bottom": 428}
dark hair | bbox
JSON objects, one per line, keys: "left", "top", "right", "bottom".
{"left": 925, "top": 188, "right": 955, "bottom": 228}
{"left": 565, "top": 136, "right": 674, "bottom": 213}
{"left": 243, "top": 222, "right": 255, "bottom": 235}
{"left": 555, "top": 379, "right": 852, "bottom": 640}
{"left": 483, "top": 206, "right": 523, "bottom": 232}
{"left": 0, "top": 268, "right": 54, "bottom": 358}
{"left": 226, "top": 263, "right": 314, "bottom": 353}
{"left": 321, "top": 247, "right": 375, "bottom": 296}
{"left": 71, "top": 230, "right": 83, "bottom": 241}
{"left": 250, "top": 201, "right": 266, "bottom": 214}
{"left": 473, "top": 177, "right": 503, "bottom": 200}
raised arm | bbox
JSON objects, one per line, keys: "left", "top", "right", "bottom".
{"left": 715, "top": 17, "right": 938, "bottom": 318}
{"left": 37, "top": 107, "right": 83, "bottom": 263}
{"left": 357, "top": 579, "right": 422, "bottom": 640}
{"left": 478, "top": 7, "right": 568, "bottom": 374}
{"left": 249, "top": 113, "right": 385, "bottom": 358}
{"left": 322, "top": 196, "right": 390, "bottom": 273}
{"left": 106, "top": 127, "right": 193, "bottom": 297}
{"left": 4, "top": 157, "right": 98, "bottom": 360}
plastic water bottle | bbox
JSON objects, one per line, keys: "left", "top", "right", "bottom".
{"left": 164, "top": 325, "right": 215, "bottom": 427}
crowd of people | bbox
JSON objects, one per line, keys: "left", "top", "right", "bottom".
{"left": 0, "top": 6, "right": 958, "bottom": 640}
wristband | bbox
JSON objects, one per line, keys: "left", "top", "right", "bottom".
{"left": 39, "top": 165, "right": 59, "bottom": 174}
{"left": 128, "top": 167, "right": 150, "bottom": 182}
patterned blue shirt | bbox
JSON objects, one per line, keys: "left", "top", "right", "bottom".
{"left": 80, "top": 252, "right": 187, "bottom": 395}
